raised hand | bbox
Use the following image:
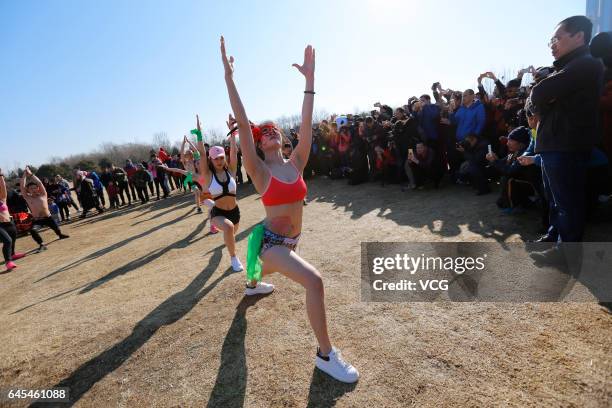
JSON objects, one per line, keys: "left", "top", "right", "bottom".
{"left": 196, "top": 114, "right": 202, "bottom": 132}
{"left": 220, "top": 36, "right": 235, "bottom": 78}
{"left": 25, "top": 166, "right": 32, "bottom": 176}
{"left": 226, "top": 113, "right": 237, "bottom": 130}
{"left": 292, "top": 45, "right": 315, "bottom": 80}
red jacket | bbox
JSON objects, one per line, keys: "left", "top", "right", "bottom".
{"left": 158, "top": 148, "right": 171, "bottom": 162}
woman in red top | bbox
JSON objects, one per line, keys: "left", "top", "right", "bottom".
{"left": 221, "top": 37, "right": 358, "bottom": 383}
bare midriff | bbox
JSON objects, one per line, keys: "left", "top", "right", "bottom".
{"left": 263, "top": 201, "right": 303, "bottom": 237}
{"left": 0, "top": 204, "right": 10, "bottom": 223}
{"left": 214, "top": 195, "right": 238, "bottom": 211}
{"left": 24, "top": 194, "right": 50, "bottom": 218}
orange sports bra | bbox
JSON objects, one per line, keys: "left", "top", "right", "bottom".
{"left": 261, "top": 162, "right": 307, "bottom": 206}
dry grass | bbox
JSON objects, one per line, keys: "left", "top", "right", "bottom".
{"left": 0, "top": 179, "right": 610, "bottom": 407}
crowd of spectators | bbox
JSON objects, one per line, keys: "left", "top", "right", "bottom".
{"left": 277, "top": 17, "right": 611, "bottom": 243}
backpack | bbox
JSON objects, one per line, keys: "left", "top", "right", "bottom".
{"left": 11, "top": 212, "right": 33, "bottom": 232}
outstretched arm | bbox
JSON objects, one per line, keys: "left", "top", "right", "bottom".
{"left": 20, "top": 170, "right": 27, "bottom": 192}
{"left": 193, "top": 115, "right": 210, "bottom": 177}
{"left": 180, "top": 136, "right": 188, "bottom": 163}
{"left": 290, "top": 45, "right": 315, "bottom": 172}
{"left": 228, "top": 128, "right": 238, "bottom": 175}
{"left": 220, "top": 36, "right": 266, "bottom": 189}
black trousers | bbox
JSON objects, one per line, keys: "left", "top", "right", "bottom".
{"left": 69, "top": 196, "right": 79, "bottom": 211}
{"left": 27, "top": 216, "right": 64, "bottom": 245}
{"left": 0, "top": 221, "right": 17, "bottom": 262}
{"left": 118, "top": 182, "right": 130, "bottom": 204}
{"left": 57, "top": 202, "right": 70, "bottom": 221}
{"left": 137, "top": 186, "right": 149, "bottom": 203}
{"left": 128, "top": 182, "right": 137, "bottom": 201}
{"left": 32, "top": 217, "right": 64, "bottom": 239}
{"left": 154, "top": 176, "right": 169, "bottom": 199}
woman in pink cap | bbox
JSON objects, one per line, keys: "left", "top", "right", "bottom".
{"left": 220, "top": 36, "right": 359, "bottom": 383}
{"left": 166, "top": 132, "right": 219, "bottom": 234}
{"left": 193, "top": 115, "right": 244, "bottom": 272}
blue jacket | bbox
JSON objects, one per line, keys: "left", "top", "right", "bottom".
{"left": 522, "top": 129, "right": 542, "bottom": 167}
{"left": 89, "top": 171, "right": 103, "bottom": 190}
{"left": 450, "top": 100, "right": 486, "bottom": 141}
{"left": 417, "top": 104, "right": 441, "bottom": 141}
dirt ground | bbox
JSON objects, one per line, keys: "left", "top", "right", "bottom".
{"left": 0, "top": 178, "right": 611, "bottom": 407}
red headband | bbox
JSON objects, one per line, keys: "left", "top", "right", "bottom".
{"left": 251, "top": 124, "right": 262, "bottom": 143}
{"left": 228, "top": 123, "right": 275, "bottom": 143}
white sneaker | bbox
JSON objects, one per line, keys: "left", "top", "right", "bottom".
{"left": 231, "top": 256, "right": 244, "bottom": 272}
{"left": 315, "top": 347, "right": 359, "bottom": 383}
{"left": 245, "top": 282, "right": 275, "bottom": 296}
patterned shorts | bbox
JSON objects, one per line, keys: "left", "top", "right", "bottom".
{"left": 261, "top": 228, "right": 300, "bottom": 254}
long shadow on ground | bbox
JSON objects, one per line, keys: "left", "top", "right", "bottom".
{"left": 306, "top": 368, "right": 357, "bottom": 408}
{"left": 29, "top": 248, "right": 235, "bottom": 407}
{"left": 15, "top": 224, "right": 255, "bottom": 315}
{"left": 33, "top": 206, "right": 198, "bottom": 284}
{"left": 130, "top": 199, "right": 193, "bottom": 226}
{"left": 206, "top": 294, "right": 270, "bottom": 408}
{"left": 308, "top": 178, "right": 535, "bottom": 242}
{"left": 77, "top": 219, "right": 208, "bottom": 294}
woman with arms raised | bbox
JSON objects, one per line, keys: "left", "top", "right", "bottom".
{"left": 220, "top": 36, "right": 358, "bottom": 383}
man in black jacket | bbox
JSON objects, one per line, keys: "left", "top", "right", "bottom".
{"left": 530, "top": 15, "right": 604, "bottom": 242}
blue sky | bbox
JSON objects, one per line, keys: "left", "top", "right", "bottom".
{"left": 0, "top": 0, "right": 584, "bottom": 171}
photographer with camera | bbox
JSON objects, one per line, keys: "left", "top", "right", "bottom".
{"left": 376, "top": 137, "right": 402, "bottom": 186}
{"left": 364, "top": 116, "right": 387, "bottom": 179}
{"left": 446, "top": 89, "right": 485, "bottom": 183}
{"left": 373, "top": 102, "right": 393, "bottom": 122}
{"left": 404, "top": 142, "right": 443, "bottom": 190}
{"left": 391, "top": 107, "right": 423, "bottom": 181}
{"left": 289, "top": 128, "right": 299, "bottom": 148}
{"left": 449, "top": 89, "right": 486, "bottom": 142}
{"left": 416, "top": 93, "right": 442, "bottom": 148}
{"left": 486, "top": 126, "right": 533, "bottom": 211}
{"left": 347, "top": 119, "right": 370, "bottom": 185}
{"left": 456, "top": 133, "right": 490, "bottom": 195}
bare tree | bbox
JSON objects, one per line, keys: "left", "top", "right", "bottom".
{"left": 152, "top": 132, "right": 170, "bottom": 149}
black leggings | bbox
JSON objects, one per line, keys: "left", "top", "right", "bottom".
{"left": 0, "top": 221, "right": 17, "bottom": 262}
{"left": 31, "top": 217, "right": 64, "bottom": 243}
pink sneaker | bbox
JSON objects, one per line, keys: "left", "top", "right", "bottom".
{"left": 11, "top": 253, "right": 26, "bottom": 260}
{"left": 6, "top": 261, "right": 17, "bottom": 271}
{"left": 210, "top": 225, "right": 219, "bottom": 234}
